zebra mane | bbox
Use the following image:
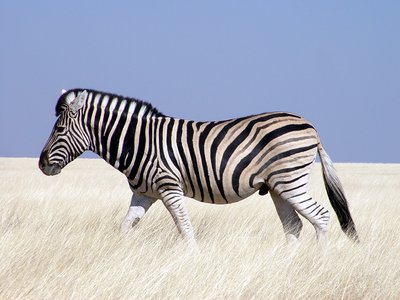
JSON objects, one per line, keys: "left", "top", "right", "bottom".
{"left": 55, "top": 88, "right": 164, "bottom": 118}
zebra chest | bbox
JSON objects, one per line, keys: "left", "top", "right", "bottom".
{"left": 128, "top": 179, "right": 161, "bottom": 199}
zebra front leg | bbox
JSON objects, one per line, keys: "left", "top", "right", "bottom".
{"left": 120, "top": 192, "right": 155, "bottom": 233}
{"left": 160, "top": 190, "right": 195, "bottom": 242}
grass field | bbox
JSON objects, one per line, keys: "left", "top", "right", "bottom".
{"left": 0, "top": 158, "right": 399, "bottom": 299}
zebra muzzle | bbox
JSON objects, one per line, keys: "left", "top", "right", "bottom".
{"left": 38, "top": 151, "right": 61, "bottom": 176}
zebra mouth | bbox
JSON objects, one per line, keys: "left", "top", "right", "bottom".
{"left": 40, "top": 163, "right": 62, "bottom": 176}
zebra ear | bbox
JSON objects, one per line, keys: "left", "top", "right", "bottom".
{"left": 61, "top": 89, "right": 67, "bottom": 95}
{"left": 69, "top": 90, "right": 88, "bottom": 113}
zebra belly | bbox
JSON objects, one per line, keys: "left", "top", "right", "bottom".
{"left": 184, "top": 186, "right": 261, "bottom": 204}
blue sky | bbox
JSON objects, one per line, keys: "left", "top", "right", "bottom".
{"left": 1, "top": 1, "right": 399, "bottom": 162}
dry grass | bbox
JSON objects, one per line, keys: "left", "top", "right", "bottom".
{"left": 0, "top": 158, "right": 399, "bottom": 299}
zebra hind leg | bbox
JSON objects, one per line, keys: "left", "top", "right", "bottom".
{"left": 276, "top": 185, "right": 330, "bottom": 242}
{"left": 289, "top": 190, "right": 330, "bottom": 242}
{"left": 120, "top": 192, "right": 155, "bottom": 233}
{"left": 270, "top": 191, "right": 303, "bottom": 244}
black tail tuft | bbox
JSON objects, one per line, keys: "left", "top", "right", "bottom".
{"left": 319, "top": 144, "right": 360, "bottom": 243}
{"left": 323, "top": 175, "right": 360, "bottom": 242}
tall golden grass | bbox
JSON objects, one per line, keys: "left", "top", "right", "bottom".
{"left": 0, "top": 158, "right": 399, "bottom": 299}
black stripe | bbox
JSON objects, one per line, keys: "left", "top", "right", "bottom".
{"left": 279, "top": 182, "right": 307, "bottom": 196}
{"left": 91, "top": 94, "right": 102, "bottom": 153}
{"left": 288, "top": 191, "right": 307, "bottom": 199}
{"left": 155, "top": 174, "right": 176, "bottom": 184}
{"left": 103, "top": 100, "right": 122, "bottom": 164}
{"left": 315, "top": 207, "right": 325, "bottom": 216}
{"left": 85, "top": 95, "right": 97, "bottom": 151}
{"left": 157, "top": 182, "right": 181, "bottom": 190}
{"left": 186, "top": 121, "right": 204, "bottom": 201}
{"left": 266, "top": 161, "right": 314, "bottom": 182}
{"left": 265, "top": 144, "right": 317, "bottom": 166}
{"left": 109, "top": 101, "right": 130, "bottom": 166}
{"left": 176, "top": 119, "right": 196, "bottom": 197}
{"left": 120, "top": 117, "right": 139, "bottom": 172}
{"left": 145, "top": 120, "right": 159, "bottom": 192}
{"left": 127, "top": 116, "right": 149, "bottom": 185}
{"left": 166, "top": 198, "right": 183, "bottom": 207}
{"left": 310, "top": 204, "right": 321, "bottom": 215}
{"left": 198, "top": 122, "right": 216, "bottom": 203}
{"left": 298, "top": 197, "right": 312, "bottom": 204}
{"left": 131, "top": 117, "right": 154, "bottom": 191}
{"left": 273, "top": 173, "right": 309, "bottom": 189}
{"left": 165, "top": 119, "right": 181, "bottom": 176}
{"left": 100, "top": 98, "right": 111, "bottom": 159}
{"left": 142, "top": 154, "right": 157, "bottom": 193}
{"left": 158, "top": 118, "right": 178, "bottom": 177}
{"left": 302, "top": 202, "right": 317, "bottom": 211}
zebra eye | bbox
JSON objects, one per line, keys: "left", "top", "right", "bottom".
{"left": 56, "top": 126, "right": 67, "bottom": 134}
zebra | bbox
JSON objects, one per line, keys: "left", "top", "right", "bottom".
{"left": 39, "top": 88, "right": 359, "bottom": 243}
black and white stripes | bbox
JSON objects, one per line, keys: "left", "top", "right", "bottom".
{"left": 39, "top": 88, "right": 359, "bottom": 243}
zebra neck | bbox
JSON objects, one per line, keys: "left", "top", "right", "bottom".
{"left": 83, "top": 92, "right": 158, "bottom": 173}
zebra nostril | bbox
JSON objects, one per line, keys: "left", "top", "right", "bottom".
{"left": 39, "top": 150, "right": 49, "bottom": 169}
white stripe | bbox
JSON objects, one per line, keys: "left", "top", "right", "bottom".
{"left": 90, "top": 94, "right": 101, "bottom": 130}
{"left": 161, "top": 118, "right": 180, "bottom": 179}
{"left": 106, "top": 100, "right": 126, "bottom": 163}
{"left": 125, "top": 113, "right": 144, "bottom": 178}
{"left": 97, "top": 95, "right": 109, "bottom": 155}
{"left": 104, "top": 98, "right": 118, "bottom": 133}
{"left": 137, "top": 105, "right": 147, "bottom": 119}
{"left": 84, "top": 92, "right": 93, "bottom": 126}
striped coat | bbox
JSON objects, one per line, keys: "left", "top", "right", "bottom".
{"left": 39, "top": 89, "right": 359, "bottom": 243}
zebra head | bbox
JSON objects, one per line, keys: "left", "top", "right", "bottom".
{"left": 39, "top": 89, "right": 90, "bottom": 176}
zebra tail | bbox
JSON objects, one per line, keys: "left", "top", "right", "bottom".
{"left": 318, "top": 144, "right": 360, "bottom": 242}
